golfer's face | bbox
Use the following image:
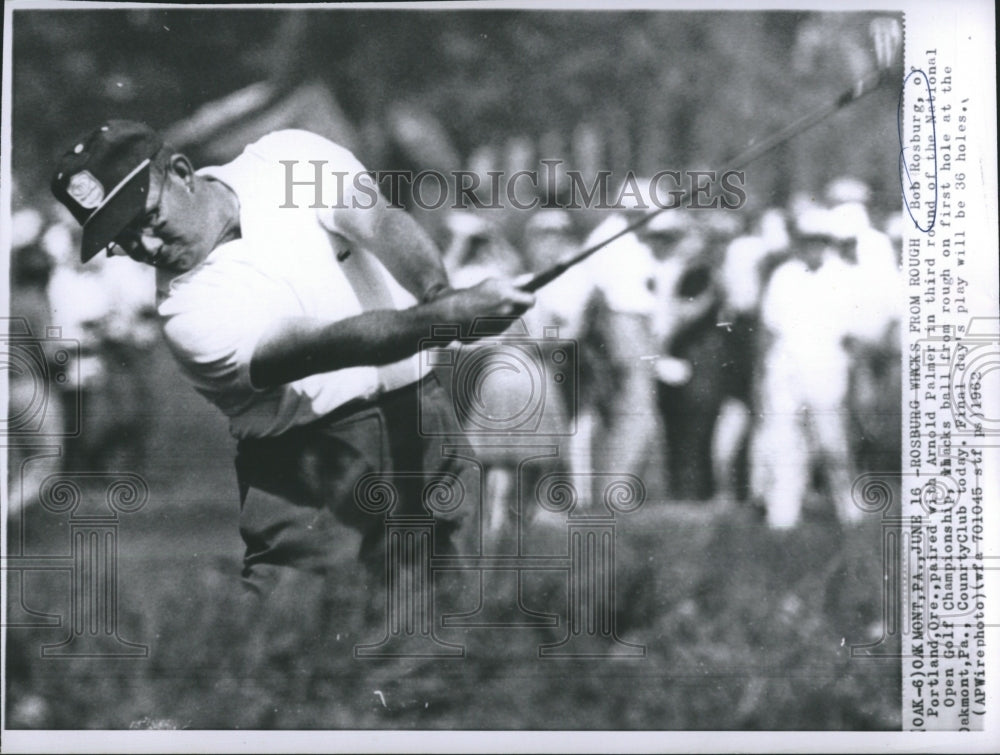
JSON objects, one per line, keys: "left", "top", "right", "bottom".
{"left": 111, "top": 164, "right": 206, "bottom": 272}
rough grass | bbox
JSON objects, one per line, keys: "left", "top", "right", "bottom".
{"left": 5, "top": 495, "right": 900, "bottom": 730}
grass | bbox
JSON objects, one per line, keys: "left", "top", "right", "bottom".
{"left": 5, "top": 494, "right": 900, "bottom": 730}
{"left": 5, "top": 339, "right": 900, "bottom": 730}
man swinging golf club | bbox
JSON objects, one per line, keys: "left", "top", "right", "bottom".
{"left": 51, "top": 123, "right": 534, "bottom": 597}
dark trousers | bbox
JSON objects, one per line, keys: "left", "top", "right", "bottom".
{"left": 234, "top": 372, "right": 473, "bottom": 596}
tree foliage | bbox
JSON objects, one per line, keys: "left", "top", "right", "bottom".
{"left": 12, "top": 9, "right": 901, "bottom": 212}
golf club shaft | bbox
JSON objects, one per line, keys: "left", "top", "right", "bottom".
{"left": 521, "top": 69, "right": 887, "bottom": 293}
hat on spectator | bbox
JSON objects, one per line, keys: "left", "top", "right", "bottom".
{"left": 615, "top": 176, "right": 668, "bottom": 212}
{"left": 794, "top": 207, "right": 838, "bottom": 241}
{"left": 757, "top": 208, "right": 790, "bottom": 253}
{"left": 789, "top": 191, "right": 822, "bottom": 219}
{"left": 444, "top": 210, "right": 491, "bottom": 240}
{"left": 884, "top": 213, "right": 904, "bottom": 242}
{"left": 825, "top": 176, "right": 871, "bottom": 206}
{"left": 11, "top": 208, "right": 44, "bottom": 251}
{"left": 51, "top": 120, "right": 163, "bottom": 263}
{"left": 699, "top": 208, "right": 742, "bottom": 238}
{"left": 525, "top": 209, "right": 573, "bottom": 235}
{"left": 645, "top": 210, "right": 688, "bottom": 237}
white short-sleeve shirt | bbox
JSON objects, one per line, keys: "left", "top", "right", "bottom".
{"left": 582, "top": 214, "right": 659, "bottom": 317}
{"left": 157, "top": 130, "right": 427, "bottom": 439}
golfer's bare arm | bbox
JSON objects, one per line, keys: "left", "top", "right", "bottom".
{"left": 249, "top": 280, "right": 534, "bottom": 390}
{"left": 251, "top": 192, "right": 535, "bottom": 389}
{"left": 335, "top": 181, "right": 451, "bottom": 303}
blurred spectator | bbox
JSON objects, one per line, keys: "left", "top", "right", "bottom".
{"left": 11, "top": 207, "right": 46, "bottom": 250}
{"left": 823, "top": 180, "right": 902, "bottom": 477}
{"left": 846, "top": 320, "right": 902, "bottom": 475}
{"left": 696, "top": 208, "right": 744, "bottom": 252}
{"left": 521, "top": 209, "right": 590, "bottom": 413}
{"left": 7, "top": 203, "right": 68, "bottom": 513}
{"left": 644, "top": 210, "right": 727, "bottom": 501}
{"left": 883, "top": 212, "right": 903, "bottom": 259}
{"left": 825, "top": 184, "right": 900, "bottom": 342}
{"left": 581, "top": 194, "right": 669, "bottom": 503}
{"left": 719, "top": 208, "right": 790, "bottom": 321}
{"left": 714, "top": 207, "right": 791, "bottom": 499}
{"left": 750, "top": 178, "right": 902, "bottom": 527}
{"left": 440, "top": 211, "right": 571, "bottom": 536}
{"left": 751, "top": 206, "right": 865, "bottom": 528}
{"left": 824, "top": 175, "right": 871, "bottom": 206}
{"left": 522, "top": 210, "right": 590, "bottom": 338}
{"left": 45, "top": 215, "right": 158, "bottom": 474}
{"left": 442, "top": 211, "right": 522, "bottom": 288}
{"left": 521, "top": 209, "right": 597, "bottom": 510}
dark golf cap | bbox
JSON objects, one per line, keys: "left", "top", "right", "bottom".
{"left": 51, "top": 120, "right": 163, "bottom": 262}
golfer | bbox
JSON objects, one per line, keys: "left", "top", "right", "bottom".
{"left": 51, "top": 120, "right": 534, "bottom": 596}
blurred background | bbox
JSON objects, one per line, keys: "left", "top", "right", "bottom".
{"left": 11, "top": 10, "right": 902, "bottom": 205}
{"left": 6, "top": 8, "right": 903, "bottom": 730}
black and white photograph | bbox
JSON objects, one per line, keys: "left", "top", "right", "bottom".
{"left": 2, "top": 1, "right": 997, "bottom": 751}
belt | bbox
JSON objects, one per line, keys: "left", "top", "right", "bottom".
{"left": 234, "top": 370, "right": 442, "bottom": 502}
{"left": 280, "top": 370, "right": 439, "bottom": 440}
{"left": 347, "top": 369, "right": 433, "bottom": 413}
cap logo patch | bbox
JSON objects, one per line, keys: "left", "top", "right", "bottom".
{"left": 66, "top": 171, "right": 105, "bottom": 209}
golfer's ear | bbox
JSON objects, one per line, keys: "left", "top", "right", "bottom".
{"left": 168, "top": 154, "right": 196, "bottom": 188}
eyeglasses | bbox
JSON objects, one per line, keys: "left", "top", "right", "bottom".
{"left": 106, "top": 169, "right": 165, "bottom": 258}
